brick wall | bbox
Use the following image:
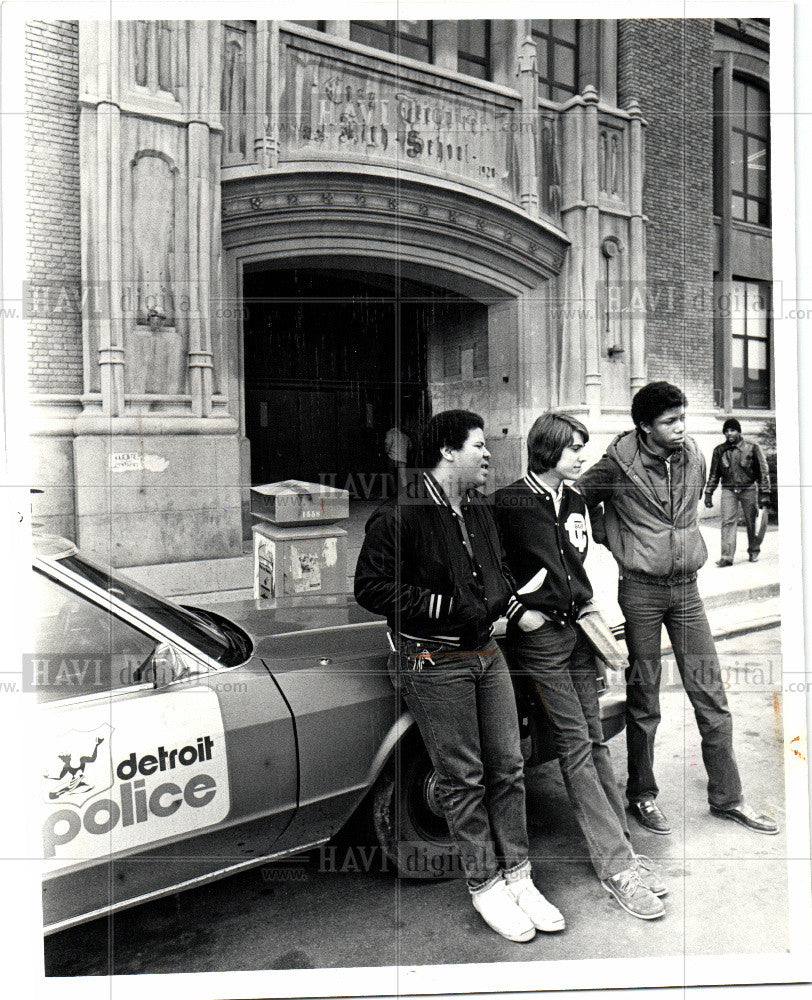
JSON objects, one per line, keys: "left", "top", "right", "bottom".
{"left": 618, "top": 18, "right": 715, "bottom": 409}
{"left": 25, "top": 20, "right": 82, "bottom": 394}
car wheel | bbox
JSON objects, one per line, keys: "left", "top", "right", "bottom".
{"left": 371, "top": 736, "right": 460, "bottom": 880}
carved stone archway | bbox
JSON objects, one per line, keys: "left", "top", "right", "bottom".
{"left": 221, "top": 168, "right": 571, "bottom": 504}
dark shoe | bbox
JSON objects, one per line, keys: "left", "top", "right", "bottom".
{"left": 632, "top": 854, "right": 668, "bottom": 897}
{"left": 601, "top": 867, "right": 665, "bottom": 920}
{"left": 628, "top": 798, "right": 671, "bottom": 835}
{"left": 748, "top": 553, "right": 759, "bottom": 562}
{"left": 716, "top": 559, "right": 733, "bottom": 567}
{"left": 710, "top": 802, "right": 779, "bottom": 835}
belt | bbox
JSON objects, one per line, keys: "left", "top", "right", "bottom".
{"left": 621, "top": 568, "right": 697, "bottom": 587}
{"left": 395, "top": 629, "right": 495, "bottom": 655}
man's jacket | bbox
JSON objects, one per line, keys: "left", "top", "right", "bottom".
{"left": 354, "top": 472, "right": 520, "bottom": 647}
{"left": 704, "top": 438, "right": 770, "bottom": 505}
{"left": 577, "top": 430, "right": 708, "bottom": 580}
{"left": 493, "top": 474, "right": 593, "bottom": 625}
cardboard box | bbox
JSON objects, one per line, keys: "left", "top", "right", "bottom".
{"left": 250, "top": 480, "right": 349, "bottom": 525}
{"left": 253, "top": 521, "right": 348, "bottom": 599}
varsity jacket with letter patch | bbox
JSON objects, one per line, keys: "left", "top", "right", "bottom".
{"left": 493, "top": 473, "right": 593, "bottom": 625}
{"left": 354, "top": 472, "right": 520, "bottom": 647}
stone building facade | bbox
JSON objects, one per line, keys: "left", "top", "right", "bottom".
{"left": 26, "top": 18, "right": 772, "bottom": 567}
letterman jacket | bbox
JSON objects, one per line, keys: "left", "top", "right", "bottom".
{"left": 354, "top": 472, "right": 523, "bottom": 647}
{"left": 493, "top": 473, "right": 593, "bottom": 626}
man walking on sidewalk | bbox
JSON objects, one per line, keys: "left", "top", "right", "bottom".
{"left": 577, "top": 382, "right": 778, "bottom": 837}
{"left": 704, "top": 418, "right": 770, "bottom": 566}
{"left": 495, "top": 411, "right": 666, "bottom": 920}
{"left": 355, "top": 409, "right": 565, "bottom": 943}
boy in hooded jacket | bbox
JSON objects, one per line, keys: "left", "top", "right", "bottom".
{"left": 577, "top": 382, "right": 778, "bottom": 837}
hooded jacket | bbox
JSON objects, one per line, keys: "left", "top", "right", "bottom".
{"left": 577, "top": 429, "right": 708, "bottom": 580}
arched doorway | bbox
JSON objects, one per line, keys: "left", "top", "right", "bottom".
{"left": 242, "top": 265, "right": 488, "bottom": 498}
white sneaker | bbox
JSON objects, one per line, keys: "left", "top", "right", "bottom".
{"left": 506, "top": 875, "right": 566, "bottom": 932}
{"left": 471, "top": 878, "right": 536, "bottom": 942}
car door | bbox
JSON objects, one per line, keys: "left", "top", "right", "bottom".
{"left": 33, "top": 564, "right": 297, "bottom": 933}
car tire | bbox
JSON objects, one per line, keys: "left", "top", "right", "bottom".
{"left": 371, "top": 736, "right": 460, "bottom": 881}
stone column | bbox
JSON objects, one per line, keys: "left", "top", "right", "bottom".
{"left": 433, "top": 21, "right": 457, "bottom": 70}
{"left": 254, "top": 21, "right": 271, "bottom": 168}
{"left": 517, "top": 33, "right": 539, "bottom": 217}
{"left": 491, "top": 20, "right": 520, "bottom": 88}
{"left": 186, "top": 21, "right": 221, "bottom": 417}
{"left": 325, "top": 22, "right": 350, "bottom": 39}
{"left": 582, "top": 85, "right": 601, "bottom": 421}
{"left": 578, "top": 20, "right": 599, "bottom": 94}
{"left": 628, "top": 99, "right": 647, "bottom": 393}
{"left": 80, "top": 20, "right": 126, "bottom": 415}
{"left": 600, "top": 22, "right": 618, "bottom": 108}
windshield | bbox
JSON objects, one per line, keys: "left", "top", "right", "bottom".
{"left": 56, "top": 553, "right": 249, "bottom": 666}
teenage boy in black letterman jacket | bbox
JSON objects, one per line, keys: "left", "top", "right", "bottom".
{"left": 494, "top": 411, "right": 666, "bottom": 921}
{"left": 355, "top": 409, "right": 565, "bottom": 944}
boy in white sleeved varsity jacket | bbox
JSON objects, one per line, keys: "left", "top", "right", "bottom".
{"left": 494, "top": 411, "right": 667, "bottom": 921}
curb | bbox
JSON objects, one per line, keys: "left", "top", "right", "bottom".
{"left": 702, "top": 581, "right": 779, "bottom": 610}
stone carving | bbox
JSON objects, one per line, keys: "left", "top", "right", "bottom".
{"left": 131, "top": 20, "right": 175, "bottom": 96}
{"left": 131, "top": 151, "right": 176, "bottom": 327}
{"left": 222, "top": 27, "right": 248, "bottom": 158}
{"left": 538, "top": 115, "right": 562, "bottom": 217}
{"left": 599, "top": 126, "right": 623, "bottom": 196}
{"left": 126, "top": 151, "right": 185, "bottom": 395}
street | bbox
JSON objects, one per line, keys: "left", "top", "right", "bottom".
{"left": 45, "top": 626, "right": 787, "bottom": 977}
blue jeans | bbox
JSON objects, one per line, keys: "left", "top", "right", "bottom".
{"left": 390, "top": 643, "right": 530, "bottom": 891}
{"left": 619, "top": 576, "right": 743, "bottom": 809}
{"left": 720, "top": 484, "right": 759, "bottom": 560}
{"left": 511, "top": 621, "right": 635, "bottom": 880}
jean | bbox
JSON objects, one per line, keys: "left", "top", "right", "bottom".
{"left": 720, "top": 484, "right": 759, "bottom": 560}
{"left": 511, "top": 621, "right": 635, "bottom": 880}
{"left": 618, "top": 576, "right": 743, "bottom": 809}
{"left": 390, "top": 643, "right": 530, "bottom": 891}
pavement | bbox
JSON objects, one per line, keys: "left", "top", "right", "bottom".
{"left": 45, "top": 626, "right": 788, "bottom": 977}
{"left": 122, "top": 503, "right": 782, "bottom": 643}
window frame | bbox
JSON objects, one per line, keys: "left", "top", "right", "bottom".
{"left": 457, "top": 20, "right": 491, "bottom": 81}
{"left": 730, "top": 76, "right": 771, "bottom": 226}
{"left": 532, "top": 19, "right": 579, "bottom": 103}
{"left": 349, "top": 20, "right": 433, "bottom": 62}
{"left": 730, "top": 278, "right": 772, "bottom": 410}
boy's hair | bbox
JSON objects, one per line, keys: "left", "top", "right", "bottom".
{"left": 527, "top": 411, "right": 589, "bottom": 474}
{"left": 415, "top": 410, "right": 484, "bottom": 470}
{"left": 723, "top": 417, "right": 742, "bottom": 433}
{"left": 631, "top": 381, "right": 688, "bottom": 430}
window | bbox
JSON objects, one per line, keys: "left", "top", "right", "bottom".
{"left": 731, "top": 279, "right": 771, "bottom": 408}
{"left": 31, "top": 569, "right": 158, "bottom": 702}
{"left": 458, "top": 21, "right": 490, "bottom": 80}
{"left": 532, "top": 20, "right": 579, "bottom": 102}
{"left": 291, "top": 21, "right": 325, "bottom": 32}
{"left": 350, "top": 21, "right": 432, "bottom": 62}
{"left": 731, "top": 79, "right": 770, "bottom": 225}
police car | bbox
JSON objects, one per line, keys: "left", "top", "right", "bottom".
{"left": 34, "top": 534, "right": 625, "bottom": 934}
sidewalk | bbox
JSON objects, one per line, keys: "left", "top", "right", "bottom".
{"left": 122, "top": 504, "right": 782, "bottom": 641}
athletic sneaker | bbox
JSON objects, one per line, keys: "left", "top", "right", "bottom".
{"left": 505, "top": 874, "right": 566, "bottom": 932}
{"left": 601, "top": 866, "right": 665, "bottom": 919}
{"left": 471, "top": 878, "right": 536, "bottom": 942}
